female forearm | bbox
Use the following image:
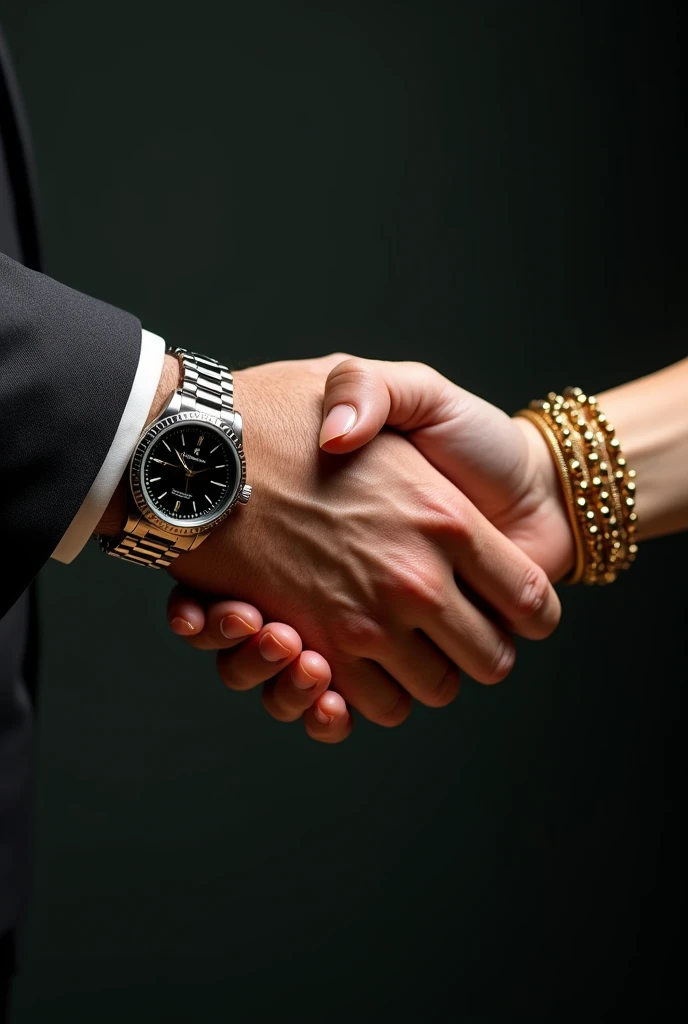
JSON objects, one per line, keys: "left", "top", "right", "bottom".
{"left": 599, "top": 357, "right": 688, "bottom": 543}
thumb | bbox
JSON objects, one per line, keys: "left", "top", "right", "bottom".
{"left": 319, "top": 357, "right": 457, "bottom": 453}
{"left": 318, "top": 357, "right": 530, "bottom": 520}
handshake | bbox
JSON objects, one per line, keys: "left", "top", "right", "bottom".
{"left": 103, "top": 350, "right": 682, "bottom": 744}
{"left": 123, "top": 352, "right": 575, "bottom": 745}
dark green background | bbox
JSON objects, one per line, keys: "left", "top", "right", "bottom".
{"left": 3, "top": 1, "right": 686, "bottom": 1020}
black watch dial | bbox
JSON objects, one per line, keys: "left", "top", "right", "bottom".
{"left": 140, "top": 424, "right": 240, "bottom": 524}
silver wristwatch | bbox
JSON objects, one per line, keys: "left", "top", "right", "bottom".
{"left": 100, "top": 347, "right": 251, "bottom": 568}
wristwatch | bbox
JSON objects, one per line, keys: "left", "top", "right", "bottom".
{"left": 100, "top": 347, "right": 251, "bottom": 568}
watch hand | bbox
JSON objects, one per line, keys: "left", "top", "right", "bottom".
{"left": 174, "top": 448, "right": 192, "bottom": 474}
{"left": 150, "top": 457, "right": 179, "bottom": 469}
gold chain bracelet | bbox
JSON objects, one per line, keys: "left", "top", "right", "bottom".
{"left": 514, "top": 388, "right": 638, "bottom": 585}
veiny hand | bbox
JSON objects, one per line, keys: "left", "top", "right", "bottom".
{"left": 167, "top": 354, "right": 561, "bottom": 728}
{"left": 167, "top": 586, "right": 352, "bottom": 743}
{"left": 318, "top": 357, "right": 575, "bottom": 582}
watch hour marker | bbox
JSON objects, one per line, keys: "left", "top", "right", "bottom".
{"left": 215, "top": 464, "right": 225, "bottom": 469}
{"left": 197, "top": 434, "right": 204, "bottom": 447}
{"left": 181, "top": 432, "right": 185, "bottom": 446}
{"left": 158, "top": 492, "right": 168, "bottom": 499}
{"left": 210, "top": 444, "right": 220, "bottom": 453}
{"left": 163, "top": 440, "right": 171, "bottom": 452}
{"left": 211, "top": 480, "right": 223, "bottom": 487}
{"left": 204, "top": 494, "right": 212, "bottom": 504}
{"left": 174, "top": 500, "right": 181, "bottom": 513}
{"left": 192, "top": 501, "right": 197, "bottom": 513}
{"left": 150, "top": 476, "right": 161, "bottom": 482}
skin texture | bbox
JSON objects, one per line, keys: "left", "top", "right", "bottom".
{"left": 596, "top": 357, "right": 688, "bottom": 540}
{"left": 166, "top": 355, "right": 561, "bottom": 727}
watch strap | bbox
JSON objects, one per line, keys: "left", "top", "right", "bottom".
{"left": 99, "top": 348, "right": 235, "bottom": 568}
{"left": 99, "top": 520, "right": 189, "bottom": 568}
{"left": 174, "top": 348, "right": 234, "bottom": 422}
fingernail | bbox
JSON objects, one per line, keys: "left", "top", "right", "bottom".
{"left": 319, "top": 404, "right": 357, "bottom": 447}
{"left": 314, "top": 706, "right": 334, "bottom": 725}
{"left": 220, "top": 614, "right": 258, "bottom": 640}
{"left": 170, "top": 617, "right": 195, "bottom": 635}
{"left": 259, "top": 631, "right": 291, "bottom": 662}
{"left": 293, "top": 654, "right": 320, "bottom": 690}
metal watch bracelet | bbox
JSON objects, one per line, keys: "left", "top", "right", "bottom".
{"left": 99, "top": 348, "right": 235, "bottom": 569}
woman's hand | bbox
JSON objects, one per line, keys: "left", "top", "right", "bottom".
{"left": 318, "top": 357, "right": 576, "bottom": 583}
{"left": 167, "top": 586, "right": 352, "bottom": 744}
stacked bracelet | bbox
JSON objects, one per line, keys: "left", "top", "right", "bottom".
{"left": 514, "top": 388, "right": 638, "bottom": 585}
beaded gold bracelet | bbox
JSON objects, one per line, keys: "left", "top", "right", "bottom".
{"left": 514, "top": 388, "right": 638, "bottom": 585}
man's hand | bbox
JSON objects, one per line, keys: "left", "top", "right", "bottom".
{"left": 168, "top": 355, "right": 561, "bottom": 726}
{"left": 167, "top": 587, "right": 352, "bottom": 744}
{"left": 318, "top": 357, "right": 576, "bottom": 583}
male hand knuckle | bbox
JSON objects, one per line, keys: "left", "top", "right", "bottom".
{"left": 448, "top": 507, "right": 469, "bottom": 542}
{"left": 389, "top": 554, "right": 444, "bottom": 609}
{"left": 336, "top": 610, "right": 386, "bottom": 656}
{"left": 416, "top": 487, "right": 468, "bottom": 541}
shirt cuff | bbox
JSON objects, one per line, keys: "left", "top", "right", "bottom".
{"left": 52, "top": 329, "right": 166, "bottom": 564}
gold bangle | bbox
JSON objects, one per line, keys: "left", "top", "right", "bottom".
{"left": 559, "top": 388, "right": 636, "bottom": 581}
{"left": 536, "top": 400, "right": 608, "bottom": 584}
{"left": 563, "top": 389, "right": 638, "bottom": 573}
{"left": 515, "top": 388, "right": 638, "bottom": 585}
{"left": 513, "top": 408, "right": 585, "bottom": 584}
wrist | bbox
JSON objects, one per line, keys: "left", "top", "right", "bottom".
{"left": 598, "top": 359, "right": 688, "bottom": 542}
{"left": 96, "top": 353, "right": 181, "bottom": 537}
{"left": 513, "top": 414, "right": 577, "bottom": 582}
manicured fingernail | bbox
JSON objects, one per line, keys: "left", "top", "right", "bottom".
{"left": 170, "top": 617, "right": 196, "bottom": 635}
{"left": 220, "top": 614, "right": 258, "bottom": 640}
{"left": 259, "top": 632, "right": 291, "bottom": 662}
{"left": 319, "top": 404, "right": 357, "bottom": 447}
{"left": 314, "top": 706, "right": 334, "bottom": 725}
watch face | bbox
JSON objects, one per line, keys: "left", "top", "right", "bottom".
{"left": 139, "top": 422, "right": 241, "bottom": 526}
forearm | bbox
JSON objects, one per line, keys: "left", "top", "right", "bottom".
{"left": 599, "top": 357, "right": 688, "bottom": 542}
{"left": 96, "top": 353, "right": 181, "bottom": 536}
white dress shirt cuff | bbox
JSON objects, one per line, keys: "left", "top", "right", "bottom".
{"left": 52, "top": 328, "right": 166, "bottom": 564}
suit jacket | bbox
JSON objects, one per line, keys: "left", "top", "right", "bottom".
{"left": 0, "top": 26, "right": 142, "bottom": 935}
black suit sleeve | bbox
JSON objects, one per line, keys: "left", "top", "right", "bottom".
{"left": 0, "top": 251, "right": 142, "bottom": 616}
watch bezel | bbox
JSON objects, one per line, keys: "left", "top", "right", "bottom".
{"left": 130, "top": 411, "right": 246, "bottom": 537}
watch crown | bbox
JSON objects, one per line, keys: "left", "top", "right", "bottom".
{"left": 238, "top": 484, "right": 252, "bottom": 505}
